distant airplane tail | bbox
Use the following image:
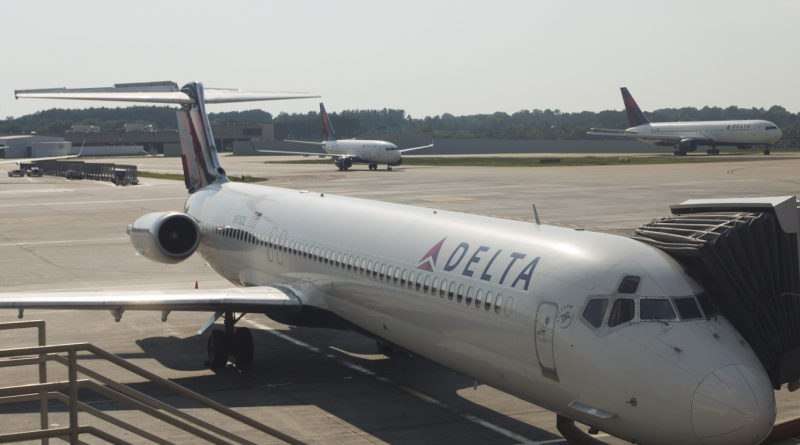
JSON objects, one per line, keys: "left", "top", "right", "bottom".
{"left": 620, "top": 87, "right": 650, "bottom": 127}
{"left": 320, "top": 103, "right": 339, "bottom": 141}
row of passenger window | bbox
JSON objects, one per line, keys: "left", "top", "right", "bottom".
{"left": 583, "top": 293, "right": 717, "bottom": 329}
{"left": 210, "top": 224, "right": 514, "bottom": 317}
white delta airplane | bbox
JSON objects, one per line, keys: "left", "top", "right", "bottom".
{"left": 589, "top": 88, "right": 783, "bottom": 156}
{"left": 255, "top": 103, "right": 433, "bottom": 171}
{"left": 1, "top": 81, "right": 781, "bottom": 445}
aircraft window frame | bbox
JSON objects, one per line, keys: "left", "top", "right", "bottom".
{"left": 387, "top": 266, "right": 394, "bottom": 282}
{"left": 424, "top": 276, "right": 431, "bottom": 293}
{"left": 380, "top": 264, "right": 387, "bottom": 280}
{"left": 372, "top": 262, "right": 379, "bottom": 278}
{"left": 696, "top": 292, "right": 717, "bottom": 319}
{"left": 448, "top": 282, "right": 456, "bottom": 300}
{"left": 401, "top": 270, "right": 408, "bottom": 286}
{"left": 475, "top": 289, "right": 483, "bottom": 308}
{"left": 325, "top": 250, "right": 331, "bottom": 264}
{"left": 639, "top": 298, "right": 677, "bottom": 321}
{"left": 484, "top": 292, "right": 494, "bottom": 311}
{"left": 618, "top": 276, "right": 641, "bottom": 294}
{"left": 432, "top": 278, "right": 439, "bottom": 295}
{"left": 336, "top": 253, "right": 342, "bottom": 267}
{"left": 416, "top": 274, "right": 423, "bottom": 291}
{"left": 583, "top": 298, "right": 609, "bottom": 329}
{"left": 408, "top": 272, "right": 416, "bottom": 289}
{"left": 348, "top": 256, "right": 354, "bottom": 271}
{"left": 314, "top": 247, "right": 320, "bottom": 261}
{"left": 608, "top": 298, "right": 636, "bottom": 327}
{"left": 367, "top": 261, "right": 373, "bottom": 276}
{"left": 465, "top": 287, "right": 474, "bottom": 305}
{"left": 672, "top": 296, "right": 703, "bottom": 321}
{"left": 394, "top": 268, "right": 400, "bottom": 284}
{"left": 494, "top": 295, "right": 503, "bottom": 314}
{"left": 504, "top": 296, "right": 513, "bottom": 317}
{"left": 439, "top": 280, "right": 447, "bottom": 298}
{"left": 360, "top": 259, "right": 366, "bottom": 274}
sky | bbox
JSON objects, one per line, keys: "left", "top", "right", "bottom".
{"left": 2, "top": 0, "right": 800, "bottom": 119}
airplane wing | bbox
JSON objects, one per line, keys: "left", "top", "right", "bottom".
{"left": 14, "top": 81, "right": 319, "bottom": 105}
{"left": 283, "top": 140, "right": 325, "bottom": 146}
{"left": 399, "top": 134, "right": 434, "bottom": 153}
{"left": 588, "top": 131, "right": 714, "bottom": 142}
{"left": 250, "top": 140, "right": 337, "bottom": 157}
{"left": 0, "top": 154, "right": 80, "bottom": 165}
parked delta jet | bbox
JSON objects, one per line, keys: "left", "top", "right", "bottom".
{"left": 0, "top": 81, "right": 783, "bottom": 445}
{"left": 256, "top": 103, "right": 433, "bottom": 171}
{"left": 589, "top": 88, "right": 783, "bottom": 156}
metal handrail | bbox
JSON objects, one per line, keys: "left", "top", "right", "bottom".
{"left": 0, "top": 321, "right": 47, "bottom": 445}
{"left": 0, "top": 320, "right": 307, "bottom": 445}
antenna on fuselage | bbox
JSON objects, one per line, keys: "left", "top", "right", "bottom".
{"left": 532, "top": 205, "right": 541, "bottom": 225}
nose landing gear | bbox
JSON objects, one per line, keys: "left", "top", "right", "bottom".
{"left": 706, "top": 148, "right": 720, "bottom": 155}
{"left": 387, "top": 166, "right": 393, "bottom": 171}
{"left": 206, "top": 311, "right": 255, "bottom": 368}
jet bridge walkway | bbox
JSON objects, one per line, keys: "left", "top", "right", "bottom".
{"left": 0, "top": 320, "right": 306, "bottom": 445}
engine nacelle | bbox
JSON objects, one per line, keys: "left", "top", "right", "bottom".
{"left": 333, "top": 157, "right": 353, "bottom": 168}
{"left": 678, "top": 138, "right": 698, "bottom": 152}
{"left": 127, "top": 211, "right": 200, "bottom": 264}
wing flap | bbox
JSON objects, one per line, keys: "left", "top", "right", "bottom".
{"left": 0, "top": 287, "right": 301, "bottom": 313}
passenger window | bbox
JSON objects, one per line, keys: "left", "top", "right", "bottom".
{"left": 386, "top": 266, "right": 393, "bottom": 282}
{"left": 367, "top": 261, "right": 373, "bottom": 276}
{"left": 504, "top": 297, "right": 513, "bottom": 316}
{"left": 640, "top": 299, "right": 676, "bottom": 320}
{"left": 336, "top": 253, "right": 342, "bottom": 267}
{"left": 424, "top": 276, "right": 431, "bottom": 292}
{"left": 348, "top": 256, "right": 354, "bottom": 271}
{"left": 416, "top": 274, "right": 423, "bottom": 291}
{"left": 314, "top": 247, "right": 320, "bottom": 260}
{"left": 465, "top": 287, "right": 474, "bottom": 305}
{"left": 673, "top": 297, "right": 703, "bottom": 320}
{"left": 608, "top": 299, "right": 635, "bottom": 327}
{"left": 618, "top": 276, "right": 641, "bottom": 294}
{"left": 409, "top": 272, "right": 416, "bottom": 288}
{"left": 457, "top": 284, "right": 465, "bottom": 303}
{"left": 372, "top": 262, "right": 378, "bottom": 278}
{"left": 380, "top": 264, "right": 387, "bottom": 279}
{"left": 495, "top": 295, "right": 503, "bottom": 314}
{"left": 439, "top": 280, "right": 447, "bottom": 298}
{"left": 696, "top": 293, "right": 717, "bottom": 319}
{"left": 484, "top": 292, "right": 494, "bottom": 311}
{"left": 432, "top": 278, "right": 439, "bottom": 294}
{"left": 325, "top": 250, "right": 331, "bottom": 264}
{"left": 583, "top": 299, "right": 608, "bottom": 328}
{"left": 448, "top": 282, "right": 456, "bottom": 300}
{"left": 475, "top": 289, "right": 483, "bottom": 308}
{"left": 401, "top": 270, "right": 408, "bottom": 285}
{"left": 394, "top": 268, "right": 400, "bottom": 284}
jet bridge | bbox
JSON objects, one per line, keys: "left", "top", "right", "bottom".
{"left": 632, "top": 196, "right": 800, "bottom": 389}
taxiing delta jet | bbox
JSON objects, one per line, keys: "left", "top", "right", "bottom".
{"left": 589, "top": 88, "right": 783, "bottom": 156}
{"left": 254, "top": 103, "right": 433, "bottom": 171}
{"left": 0, "top": 81, "right": 779, "bottom": 445}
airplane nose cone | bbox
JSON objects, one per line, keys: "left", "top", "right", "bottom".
{"left": 691, "top": 364, "right": 775, "bottom": 445}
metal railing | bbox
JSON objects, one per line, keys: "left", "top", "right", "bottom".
{"left": 0, "top": 320, "right": 306, "bottom": 445}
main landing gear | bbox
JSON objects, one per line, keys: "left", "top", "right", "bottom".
{"left": 673, "top": 149, "right": 687, "bottom": 156}
{"left": 207, "top": 311, "right": 254, "bottom": 368}
{"left": 764, "top": 148, "right": 771, "bottom": 155}
{"left": 387, "top": 165, "right": 393, "bottom": 171}
{"left": 368, "top": 163, "right": 377, "bottom": 170}
{"left": 338, "top": 166, "right": 348, "bottom": 171}
{"left": 706, "top": 148, "right": 720, "bottom": 155}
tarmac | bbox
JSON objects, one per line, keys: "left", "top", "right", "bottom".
{"left": 2, "top": 152, "right": 800, "bottom": 444}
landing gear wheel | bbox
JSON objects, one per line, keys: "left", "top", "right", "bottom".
{"left": 764, "top": 149, "right": 771, "bottom": 155}
{"left": 208, "top": 330, "right": 229, "bottom": 369}
{"left": 376, "top": 341, "right": 395, "bottom": 355}
{"left": 714, "top": 148, "right": 720, "bottom": 155}
{"left": 232, "top": 327, "right": 254, "bottom": 367}
{"left": 707, "top": 149, "right": 712, "bottom": 155}
{"left": 338, "top": 166, "right": 344, "bottom": 171}
{"left": 387, "top": 166, "right": 393, "bottom": 171}
{"left": 673, "top": 150, "right": 680, "bottom": 156}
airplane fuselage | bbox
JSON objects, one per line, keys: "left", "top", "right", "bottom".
{"left": 323, "top": 140, "right": 402, "bottom": 165}
{"left": 630, "top": 119, "right": 782, "bottom": 148}
{"left": 183, "top": 182, "right": 776, "bottom": 445}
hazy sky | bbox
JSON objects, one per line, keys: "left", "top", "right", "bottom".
{"left": 2, "top": 0, "right": 799, "bottom": 119}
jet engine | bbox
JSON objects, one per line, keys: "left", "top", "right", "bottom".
{"left": 126, "top": 211, "right": 200, "bottom": 264}
{"left": 678, "top": 138, "right": 698, "bottom": 152}
{"left": 333, "top": 157, "right": 353, "bottom": 169}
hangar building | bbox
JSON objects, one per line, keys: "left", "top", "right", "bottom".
{"left": 0, "top": 135, "right": 70, "bottom": 158}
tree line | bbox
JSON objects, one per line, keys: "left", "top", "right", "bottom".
{"left": 3, "top": 104, "right": 799, "bottom": 139}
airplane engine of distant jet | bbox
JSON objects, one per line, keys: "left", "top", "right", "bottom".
{"left": 675, "top": 138, "right": 698, "bottom": 155}
{"left": 334, "top": 156, "right": 353, "bottom": 170}
{"left": 127, "top": 211, "right": 200, "bottom": 264}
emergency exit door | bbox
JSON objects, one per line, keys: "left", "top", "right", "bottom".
{"left": 535, "top": 302, "right": 558, "bottom": 375}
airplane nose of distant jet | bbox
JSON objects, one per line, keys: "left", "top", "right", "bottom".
{"left": 691, "top": 364, "right": 775, "bottom": 445}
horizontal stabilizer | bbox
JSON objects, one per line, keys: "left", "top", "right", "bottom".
{"left": 0, "top": 287, "right": 301, "bottom": 313}
{"left": 15, "top": 81, "right": 319, "bottom": 104}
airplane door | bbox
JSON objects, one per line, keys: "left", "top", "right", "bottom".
{"left": 535, "top": 302, "right": 558, "bottom": 375}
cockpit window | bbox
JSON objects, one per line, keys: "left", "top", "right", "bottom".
{"left": 766, "top": 126, "right": 778, "bottom": 130}
{"left": 696, "top": 292, "right": 717, "bottom": 319}
{"left": 608, "top": 299, "right": 635, "bottom": 327}
{"left": 673, "top": 297, "right": 703, "bottom": 320}
{"left": 583, "top": 299, "right": 609, "bottom": 328}
{"left": 640, "top": 299, "right": 676, "bottom": 320}
{"left": 618, "top": 276, "right": 640, "bottom": 294}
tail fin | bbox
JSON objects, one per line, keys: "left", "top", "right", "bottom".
{"left": 176, "top": 82, "right": 226, "bottom": 193}
{"left": 320, "top": 103, "right": 339, "bottom": 141}
{"left": 620, "top": 87, "right": 650, "bottom": 127}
